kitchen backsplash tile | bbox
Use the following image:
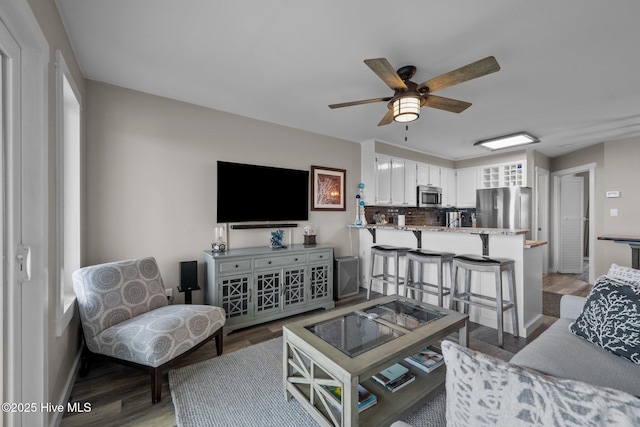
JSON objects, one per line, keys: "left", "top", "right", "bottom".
{"left": 364, "top": 206, "right": 476, "bottom": 227}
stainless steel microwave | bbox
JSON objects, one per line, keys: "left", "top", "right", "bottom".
{"left": 417, "top": 185, "right": 442, "bottom": 207}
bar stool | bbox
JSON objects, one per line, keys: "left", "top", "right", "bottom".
{"left": 367, "top": 245, "right": 410, "bottom": 300}
{"left": 403, "top": 249, "right": 455, "bottom": 307}
{"left": 450, "top": 254, "right": 519, "bottom": 347}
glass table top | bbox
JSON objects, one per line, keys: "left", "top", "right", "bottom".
{"left": 305, "top": 299, "right": 447, "bottom": 358}
{"left": 306, "top": 313, "right": 403, "bottom": 358}
{"left": 362, "top": 300, "right": 446, "bottom": 331}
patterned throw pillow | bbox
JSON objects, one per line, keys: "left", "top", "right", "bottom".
{"left": 607, "top": 263, "right": 640, "bottom": 287}
{"left": 442, "top": 340, "right": 640, "bottom": 427}
{"left": 570, "top": 275, "right": 640, "bottom": 364}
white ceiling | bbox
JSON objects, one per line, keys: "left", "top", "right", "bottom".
{"left": 55, "top": 0, "right": 640, "bottom": 160}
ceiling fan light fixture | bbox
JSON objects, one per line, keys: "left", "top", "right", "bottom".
{"left": 474, "top": 132, "right": 540, "bottom": 151}
{"left": 393, "top": 97, "right": 420, "bottom": 123}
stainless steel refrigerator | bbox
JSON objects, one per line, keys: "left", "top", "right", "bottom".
{"left": 476, "top": 187, "right": 532, "bottom": 239}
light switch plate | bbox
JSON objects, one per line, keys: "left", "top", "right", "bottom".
{"left": 606, "top": 191, "right": 620, "bottom": 198}
{"left": 610, "top": 209, "right": 619, "bottom": 217}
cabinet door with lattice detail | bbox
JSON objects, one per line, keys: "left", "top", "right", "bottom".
{"left": 255, "top": 270, "right": 282, "bottom": 314}
{"left": 283, "top": 267, "right": 307, "bottom": 308}
{"left": 219, "top": 274, "right": 252, "bottom": 320}
{"left": 310, "top": 263, "right": 331, "bottom": 300}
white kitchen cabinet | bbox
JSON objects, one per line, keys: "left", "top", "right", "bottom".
{"left": 429, "top": 165, "right": 441, "bottom": 187}
{"left": 416, "top": 163, "right": 429, "bottom": 186}
{"left": 375, "top": 154, "right": 392, "bottom": 205}
{"left": 375, "top": 155, "right": 417, "bottom": 206}
{"left": 456, "top": 167, "right": 479, "bottom": 207}
{"left": 441, "top": 167, "right": 457, "bottom": 207}
{"left": 404, "top": 160, "right": 417, "bottom": 206}
{"left": 390, "top": 157, "right": 405, "bottom": 205}
{"left": 416, "top": 163, "right": 441, "bottom": 187}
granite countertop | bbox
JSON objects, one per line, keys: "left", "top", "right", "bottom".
{"left": 347, "top": 223, "right": 529, "bottom": 236}
{"left": 525, "top": 240, "right": 548, "bottom": 248}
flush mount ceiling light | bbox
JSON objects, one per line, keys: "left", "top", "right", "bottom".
{"left": 393, "top": 96, "right": 421, "bottom": 123}
{"left": 474, "top": 132, "right": 540, "bottom": 151}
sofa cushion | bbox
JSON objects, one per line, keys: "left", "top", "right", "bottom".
{"left": 88, "top": 304, "right": 225, "bottom": 367}
{"left": 570, "top": 275, "right": 640, "bottom": 364}
{"left": 607, "top": 263, "right": 640, "bottom": 286}
{"left": 442, "top": 340, "right": 640, "bottom": 427}
{"left": 510, "top": 319, "right": 640, "bottom": 396}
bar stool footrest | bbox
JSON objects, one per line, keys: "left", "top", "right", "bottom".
{"left": 406, "top": 282, "right": 451, "bottom": 296}
{"left": 452, "top": 292, "right": 515, "bottom": 311}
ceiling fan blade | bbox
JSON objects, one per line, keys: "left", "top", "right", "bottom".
{"left": 418, "top": 56, "right": 500, "bottom": 93}
{"left": 423, "top": 95, "right": 472, "bottom": 113}
{"left": 377, "top": 108, "right": 395, "bottom": 126}
{"left": 364, "top": 58, "right": 408, "bottom": 91}
{"left": 329, "top": 97, "right": 391, "bottom": 109}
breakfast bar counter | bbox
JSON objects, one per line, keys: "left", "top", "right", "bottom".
{"left": 349, "top": 224, "right": 544, "bottom": 338}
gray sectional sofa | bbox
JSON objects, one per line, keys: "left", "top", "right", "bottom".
{"left": 510, "top": 293, "right": 640, "bottom": 396}
{"left": 394, "top": 264, "right": 640, "bottom": 426}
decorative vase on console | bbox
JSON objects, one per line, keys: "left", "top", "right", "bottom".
{"left": 270, "top": 229, "right": 285, "bottom": 248}
{"left": 212, "top": 225, "right": 227, "bottom": 254}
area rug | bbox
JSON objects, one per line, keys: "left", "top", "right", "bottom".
{"left": 543, "top": 291, "right": 562, "bottom": 318}
{"left": 169, "top": 337, "right": 446, "bottom": 427}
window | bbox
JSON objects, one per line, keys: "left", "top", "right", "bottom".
{"left": 56, "top": 50, "right": 81, "bottom": 335}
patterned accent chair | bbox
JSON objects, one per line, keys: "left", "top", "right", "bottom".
{"left": 73, "top": 257, "right": 225, "bottom": 403}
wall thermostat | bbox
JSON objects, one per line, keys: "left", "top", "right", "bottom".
{"left": 606, "top": 191, "right": 620, "bottom": 198}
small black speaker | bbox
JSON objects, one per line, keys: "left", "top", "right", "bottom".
{"left": 180, "top": 261, "right": 199, "bottom": 291}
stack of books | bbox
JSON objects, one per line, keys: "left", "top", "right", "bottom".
{"left": 404, "top": 347, "right": 445, "bottom": 373}
{"left": 372, "top": 362, "right": 416, "bottom": 392}
{"left": 322, "top": 384, "right": 377, "bottom": 413}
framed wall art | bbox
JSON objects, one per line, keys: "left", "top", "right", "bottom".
{"left": 311, "top": 165, "right": 346, "bottom": 211}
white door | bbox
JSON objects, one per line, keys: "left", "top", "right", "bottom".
{"left": 1, "top": 17, "right": 23, "bottom": 425}
{"left": 0, "top": 3, "right": 48, "bottom": 424}
{"left": 559, "top": 175, "right": 584, "bottom": 273}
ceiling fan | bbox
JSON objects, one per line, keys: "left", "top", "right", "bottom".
{"left": 328, "top": 56, "right": 500, "bottom": 126}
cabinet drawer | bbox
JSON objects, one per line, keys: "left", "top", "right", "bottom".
{"left": 218, "top": 259, "right": 252, "bottom": 273}
{"left": 255, "top": 254, "right": 307, "bottom": 269}
{"left": 309, "top": 250, "right": 332, "bottom": 263}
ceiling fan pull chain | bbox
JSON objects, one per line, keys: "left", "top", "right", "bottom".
{"left": 405, "top": 124, "right": 409, "bottom": 142}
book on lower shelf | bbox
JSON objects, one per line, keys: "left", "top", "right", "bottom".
{"left": 322, "top": 384, "right": 377, "bottom": 413}
{"left": 372, "top": 362, "right": 409, "bottom": 386}
{"left": 384, "top": 371, "right": 416, "bottom": 392}
{"left": 404, "top": 347, "right": 445, "bottom": 373}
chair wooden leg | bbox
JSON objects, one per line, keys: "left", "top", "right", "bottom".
{"left": 151, "top": 367, "right": 162, "bottom": 404}
{"left": 79, "top": 346, "right": 93, "bottom": 377}
{"left": 215, "top": 328, "right": 224, "bottom": 356}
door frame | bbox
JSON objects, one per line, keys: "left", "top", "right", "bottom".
{"left": 1, "top": 1, "right": 49, "bottom": 426}
{"left": 534, "top": 167, "right": 549, "bottom": 273}
{"left": 551, "top": 162, "right": 596, "bottom": 283}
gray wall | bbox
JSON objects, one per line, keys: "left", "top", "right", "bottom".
{"left": 551, "top": 140, "right": 640, "bottom": 277}
{"left": 85, "top": 81, "right": 361, "bottom": 304}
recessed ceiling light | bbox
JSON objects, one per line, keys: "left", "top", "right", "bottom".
{"left": 474, "top": 132, "right": 540, "bottom": 151}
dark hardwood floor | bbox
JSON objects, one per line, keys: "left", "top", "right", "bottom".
{"left": 61, "top": 272, "right": 589, "bottom": 427}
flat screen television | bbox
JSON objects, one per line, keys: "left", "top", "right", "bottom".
{"left": 217, "top": 161, "right": 309, "bottom": 223}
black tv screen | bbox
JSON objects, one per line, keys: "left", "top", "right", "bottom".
{"left": 217, "top": 161, "right": 309, "bottom": 222}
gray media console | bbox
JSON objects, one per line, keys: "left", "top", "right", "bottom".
{"left": 203, "top": 244, "right": 335, "bottom": 335}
